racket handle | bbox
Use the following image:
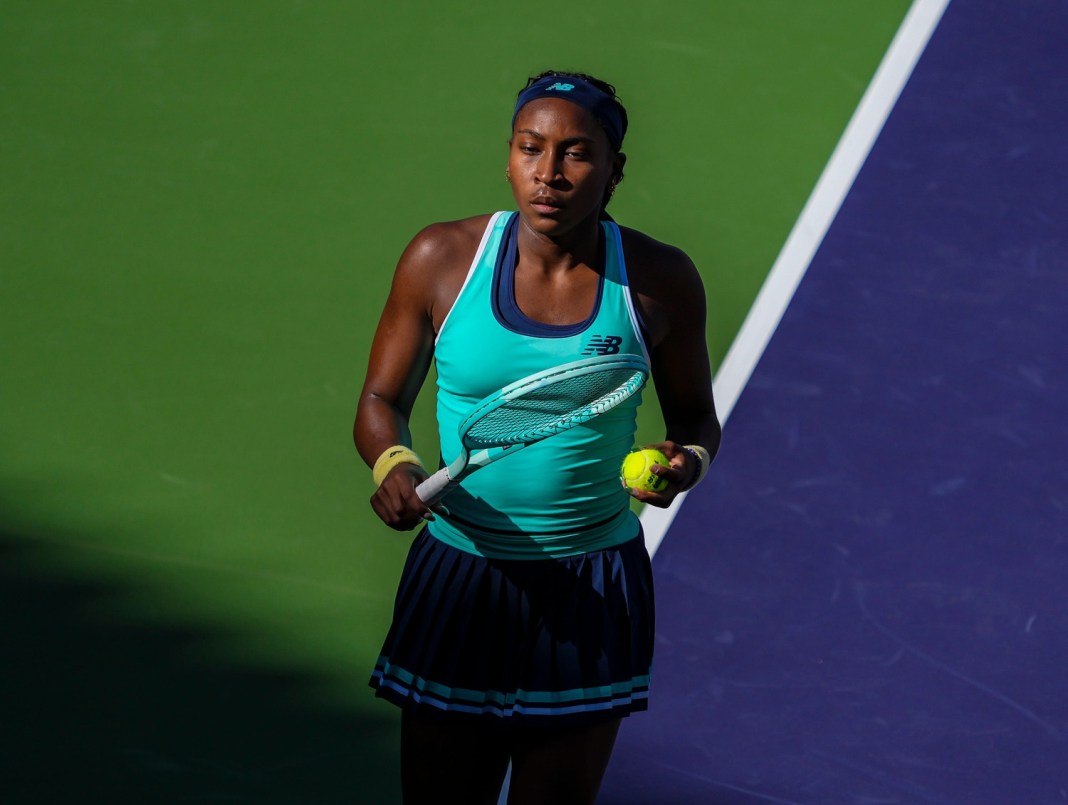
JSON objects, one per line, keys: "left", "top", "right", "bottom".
{"left": 416, "top": 468, "right": 457, "bottom": 506}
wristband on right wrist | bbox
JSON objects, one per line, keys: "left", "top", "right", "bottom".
{"left": 372, "top": 445, "right": 424, "bottom": 487}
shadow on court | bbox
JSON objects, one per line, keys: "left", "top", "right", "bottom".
{"left": 0, "top": 527, "right": 398, "bottom": 805}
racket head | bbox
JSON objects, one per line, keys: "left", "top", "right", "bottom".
{"left": 457, "top": 354, "right": 649, "bottom": 450}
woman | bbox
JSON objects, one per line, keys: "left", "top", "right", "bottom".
{"left": 354, "top": 71, "right": 720, "bottom": 804}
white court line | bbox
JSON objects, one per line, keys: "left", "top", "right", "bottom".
{"left": 641, "top": 0, "right": 952, "bottom": 559}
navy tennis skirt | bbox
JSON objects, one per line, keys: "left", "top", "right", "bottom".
{"left": 369, "top": 527, "right": 655, "bottom": 727}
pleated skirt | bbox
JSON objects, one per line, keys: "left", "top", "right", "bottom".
{"left": 369, "top": 527, "right": 655, "bottom": 727}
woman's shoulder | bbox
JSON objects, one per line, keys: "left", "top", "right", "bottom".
{"left": 616, "top": 224, "right": 702, "bottom": 293}
{"left": 392, "top": 214, "right": 499, "bottom": 327}
{"left": 615, "top": 223, "right": 706, "bottom": 347}
{"left": 402, "top": 214, "right": 497, "bottom": 265}
{"left": 392, "top": 214, "right": 495, "bottom": 283}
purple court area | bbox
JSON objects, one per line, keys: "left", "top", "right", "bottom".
{"left": 603, "top": 1, "right": 1068, "bottom": 802}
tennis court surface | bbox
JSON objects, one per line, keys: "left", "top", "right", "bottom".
{"left": 603, "top": 0, "right": 1068, "bottom": 801}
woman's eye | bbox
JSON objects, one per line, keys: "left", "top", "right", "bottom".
{"left": 566, "top": 151, "right": 589, "bottom": 160}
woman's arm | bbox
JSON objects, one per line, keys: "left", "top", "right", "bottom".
{"left": 622, "top": 230, "right": 722, "bottom": 507}
{"left": 354, "top": 221, "right": 478, "bottom": 530}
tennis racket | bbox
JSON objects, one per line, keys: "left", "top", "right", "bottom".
{"left": 416, "top": 353, "right": 649, "bottom": 505}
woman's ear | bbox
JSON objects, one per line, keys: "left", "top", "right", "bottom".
{"left": 613, "top": 152, "right": 628, "bottom": 184}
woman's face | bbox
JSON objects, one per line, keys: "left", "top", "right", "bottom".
{"left": 508, "top": 98, "right": 622, "bottom": 238}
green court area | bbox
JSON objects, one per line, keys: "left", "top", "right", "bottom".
{"left": 1, "top": 2, "right": 910, "bottom": 801}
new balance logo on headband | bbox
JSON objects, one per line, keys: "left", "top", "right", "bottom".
{"left": 582, "top": 335, "right": 623, "bottom": 356}
{"left": 546, "top": 82, "right": 575, "bottom": 92}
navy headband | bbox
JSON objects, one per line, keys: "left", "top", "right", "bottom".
{"left": 512, "top": 75, "right": 626, "bottom": 151}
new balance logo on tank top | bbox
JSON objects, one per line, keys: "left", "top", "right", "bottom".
{"left": 582, "top": 334, "right": 625, "bottom": 356}
{"left": 428, "top": 212, "right": 651, "bottom": 559}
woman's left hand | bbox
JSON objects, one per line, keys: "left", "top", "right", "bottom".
{"left": 623, "top": 441, "right": 696, "bottom": 508}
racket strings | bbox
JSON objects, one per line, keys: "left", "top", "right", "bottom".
{"left": 464, "top": 368, "right": 645, "bottom": 448}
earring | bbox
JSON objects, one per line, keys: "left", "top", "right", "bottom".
{"left": 505, "top": 169, "right": 511, "bottom": 182}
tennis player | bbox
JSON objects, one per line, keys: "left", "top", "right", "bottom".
{"left": 354, "top": 71, "right": 720, "bottom": 804}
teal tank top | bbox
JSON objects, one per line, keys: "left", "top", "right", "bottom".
{"left": 427, "top": 211, "right": 651, "bottom": 559}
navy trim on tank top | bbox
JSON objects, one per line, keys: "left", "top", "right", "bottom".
{"left": 492, "top": 213, "right": 607, "bottom": 338}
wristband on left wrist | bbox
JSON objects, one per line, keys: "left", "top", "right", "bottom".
{"left": 680, "top": 444, "right": 711, "bottom": 491}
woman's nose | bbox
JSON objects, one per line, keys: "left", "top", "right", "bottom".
{"left": 535, "top": 150, "right": 563, "bottom": 184}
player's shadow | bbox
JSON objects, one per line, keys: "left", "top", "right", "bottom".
{"left": 0, "top": 525, "right": 398, "bottom": 805}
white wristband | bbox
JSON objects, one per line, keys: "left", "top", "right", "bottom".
{"left": 681, "top": 444, "right": 711, "bottom": 490}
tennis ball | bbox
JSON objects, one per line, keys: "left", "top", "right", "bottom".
{"left": 621, "top": 448, "right": 669, "bottom": 493}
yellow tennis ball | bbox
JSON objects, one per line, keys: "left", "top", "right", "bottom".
{"left": 621, "top": 448, "right": 669, "bottom": 492}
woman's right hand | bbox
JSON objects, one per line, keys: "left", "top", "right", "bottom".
{"left": 370, "top": 463, "right": 440, "bottom": 531}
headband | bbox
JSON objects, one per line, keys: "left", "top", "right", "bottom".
{"left": 512, "top": 75, "right": 626, "bottom": 151}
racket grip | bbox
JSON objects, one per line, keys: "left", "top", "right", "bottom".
{"left": 416, "top": 468, "right": 457, "bottom": 505}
